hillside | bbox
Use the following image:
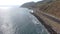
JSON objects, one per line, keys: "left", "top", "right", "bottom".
{"left": 21, "top": 2, "right": 36, "bottom": 8}
{"left": 21, "top": 0, "right": 60, "bottom": 33}
{"left": 41, "top": 0, "right": 60, "bottom": 18}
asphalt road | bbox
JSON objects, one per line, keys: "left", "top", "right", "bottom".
{"left": 0, "top": 8, "right": 49, "bottom": 34}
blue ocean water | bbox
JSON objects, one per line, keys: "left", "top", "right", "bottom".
{"left": 0, "top": 8, "right": 49, "bottom": 34}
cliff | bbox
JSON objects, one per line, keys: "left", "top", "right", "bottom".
{"left": 21, "top": 2, "right": 36, "bottom": 9}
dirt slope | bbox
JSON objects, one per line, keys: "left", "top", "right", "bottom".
{"left": 40, "top": 0, "right": 60, "bottom": 18}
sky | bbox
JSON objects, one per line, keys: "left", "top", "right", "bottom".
{"left": 0, "top": 0, "right": 42, "bottom": 6}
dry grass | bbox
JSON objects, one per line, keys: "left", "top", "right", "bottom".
{"left": 35, "top": 11, "right": 60, "bottom": 33}
{"left": 42, "top": 1, "right": 60, "bottom": 18}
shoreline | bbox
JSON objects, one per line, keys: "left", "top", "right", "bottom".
{"left": 30, "top": 10, "right": 57, "bottom": 34}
